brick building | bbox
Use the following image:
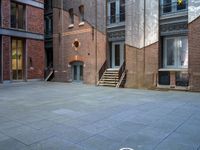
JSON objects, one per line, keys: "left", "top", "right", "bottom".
{"left": 46, "top": 0, "right": 107, "bottom": 84}
{"left": 45, "top": 0, "right": 200, "bottom": 91}
{"left": 103, "top": 0, "right": 200, "bottom": 91}
{"left": 0, "top": 0, "right": 45, "bottom": 83}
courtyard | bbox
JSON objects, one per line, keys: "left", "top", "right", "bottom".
{"left": 0, "top": 82, "right": 200, "bottom": 150}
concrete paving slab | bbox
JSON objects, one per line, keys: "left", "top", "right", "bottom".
{"left": 0, "top": 82, "right": 200, "bottom": 150}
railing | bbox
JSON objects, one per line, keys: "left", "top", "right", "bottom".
{"left": 107, "top": 13, "right": 125, "bottom": 25}
{"left": 116, "top": 61, "right": 126, "bottom": 88}
{"left": 44, "top": 67, "right": 54, "bottom": 81}
{"left": 118, "top": 61, "right": 125, "bottom": 81}
{"left": 160, "top": 1, "right": 188, "bottom": 15}
{"left": 98, "top": 60, "right": 108, "bottom": 80}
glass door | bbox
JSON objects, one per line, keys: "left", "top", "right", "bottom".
{"left": 12, "top": 38, "right": 24, "bottom": 80}
{"left": 72, "top": 62, "right": 83, "bottom": 82}
{"left": 112, "top": 42, "right": 124, "bottom": 68}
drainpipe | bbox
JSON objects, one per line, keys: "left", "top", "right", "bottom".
{"left": 61, "top": 0, "right": 64, "bottom": 72}
{"left": 143, "top": 0, "right": 146, "bottom": 87}
{"left": 95, "top": 0, "right": 98, "bottom": 85}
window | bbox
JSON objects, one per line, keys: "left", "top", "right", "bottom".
{"left": 79, "top": 5, "right": 84, "bottom": 23}
{"left": 108, "top": 0, "right": 125, "bottom": 25}
{"left": 163, "top": 0, "right": 172, "bottom": 13}
{"left": 162, "top": 0, "right": 187, "bottom": 14}
{"left": 177, "top": 0, "right": 187, "bottom": 10}
{"left": 69, "top": 8, "right": 74, "bottom": 25}
{"left": 163, "top": 36, "right": 188, "bottom": 69}
{"left": 12, "top": 38, "right": 24, "bottom": 80}
{"left": 44, "top": 0, "right": 52, "bottom": 11}
{"left": 11, "top": 2, "right": 25, "bottom": 29}
{"left": 110, "top": 2, "right": 116, "bottom": 24}
{"left": 120, "top": 0, "right": 125, "bottom": 22}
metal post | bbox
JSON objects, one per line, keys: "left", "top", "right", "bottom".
{"left": 95, "top": 0, "right": 98, "bottom": 85}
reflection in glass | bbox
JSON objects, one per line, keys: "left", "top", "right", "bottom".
{"left": 12, "top": 39, "right": 23, "bottom": 80}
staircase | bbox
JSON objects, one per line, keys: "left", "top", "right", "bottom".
{"left": 98, "top": 69, "right": 119, "bottom": 87}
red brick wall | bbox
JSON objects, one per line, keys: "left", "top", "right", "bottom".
{"left": 2, "top": 0, "right": 10, "bottom": 28}
{"left": 53, "top": 8, "right": 106, "bottom": 84}
{"left": 2, "top": 36, "right": 11, "bottom": 80}
{"left": 27, "top": 6, "right": 44, "bottom": 34}
{"left": 125, "top": 42, "right": 159, "bottom": 89}
{"left": 27, "top": 39, "right": 44, "bottom": 79}
{"left": 144, "top": 42, "right": 159, "bottom": 88}
{"left": 189, "top": 16, "right": 200, "bottom": 91}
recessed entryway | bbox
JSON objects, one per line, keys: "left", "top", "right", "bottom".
{"left": 71, "top": 61, "right": 83, "bottom": 82}
{"left": 111, "top": 42, "right": 124, "bottom": 68}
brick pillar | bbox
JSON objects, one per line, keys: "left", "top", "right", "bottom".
{"left": 170, "top": 71, "right": 176, "bottom": 88}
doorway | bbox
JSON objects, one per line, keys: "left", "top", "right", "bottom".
{"left": 12, "top": 38, "right": 24, "bottom": 80}
{"left": 111, "top": 42, "right": 124, "bottom": 68}
{"left": 71, "top": 61, "right": 83, "bottom": 82}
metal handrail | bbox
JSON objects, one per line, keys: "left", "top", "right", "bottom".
{"left": 118, "top": 61, "right": 125, "bottom": 81}
{"left": 98, "top": 60, "right": 108, "bottom": 81}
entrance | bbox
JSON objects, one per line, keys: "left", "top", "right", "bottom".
{"left": 12, "top": 38, "right": 24, "bottom": 80}
{"left": 71, "top": 61, "right": 83, "bottom": 82}
{"left": 112, "top": 42, "right": 124, "bottom": 68}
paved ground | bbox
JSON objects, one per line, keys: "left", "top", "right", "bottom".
{"left": 0, "top": 82, "right": 200, "bottom": 150}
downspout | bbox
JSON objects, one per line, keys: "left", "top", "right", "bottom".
{"left": 95, "top": 0, "right": 98, "bottom": 85}
{"left": 143, "top": 0, "right": 146, "bottom": 87}
{"left": 61, "top": 0, "right": 63, "bottom": 72}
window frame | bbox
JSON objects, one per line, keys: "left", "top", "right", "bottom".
{"left": 163, "top": 36, "right": 188, "bottom": 69}
{"left": 11, "top": 1, "right": 26, "bottom": 30}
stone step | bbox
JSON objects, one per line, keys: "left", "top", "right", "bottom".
{"left": 98, "top": 83, "right": 116, "bottom": 87}
{"left": 100, "top": 78, "right": 119, "bottom": 81}
{"left": 99, "top": 81, "right": 118, "bottom": 84}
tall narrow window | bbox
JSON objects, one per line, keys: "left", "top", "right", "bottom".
{"left": 110, "top": 2, "right": 116, "bottom": 24}
{"left": 79, "top": 5, "right": 84, "bottom": 23}
{"left": 12, "top": 38, "right": 24, "bottom": 80}
{"left": 120, "top": 0, "right": 125, "bottom": 22}
{"left": 11, "top": 2, "right": 25, "bottom": 29}
{"left": 69, "top": 8, "right": 74, "bottom": 25}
